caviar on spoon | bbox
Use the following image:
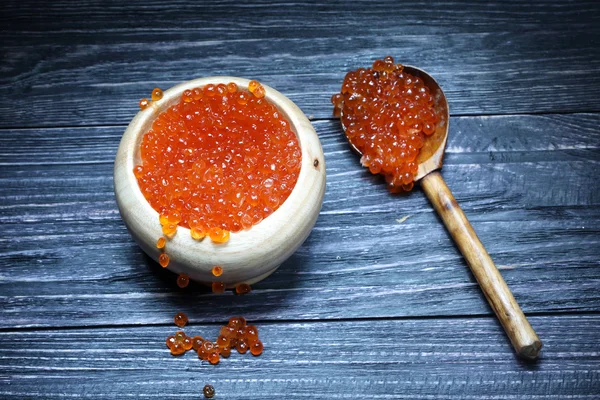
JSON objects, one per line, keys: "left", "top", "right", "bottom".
{"left": 334, "top": 57, "right": 542, "bottom": 360}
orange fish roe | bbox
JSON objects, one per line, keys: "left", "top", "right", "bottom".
{"left": 332, "top": 56, "right": 439, "bottom": 193}
{"left": 174, "top": 312, "right": 188, "bottom": 328}
{"left": 212, "top": 281, "right": 225, "bottom": 294}
{"left": 165, "top": 315, "right": 263, "bottom": 367}
{"left": 139, "top": 98, "right": 150, "bottom": 110}
{"left": 235, "top": 283, "right": 252, "bottom": 295}
{"left": 151, "top": 87, "right": 164, "bottom": 101}
{"left": 156, "top": 237, "right": 166, "bottom": 249}
{"left": 166, "top": 331, "right": 193, "bottom": 356}
{"left": 212, "top": 266, "right": 223, "bottom": 277}
{"left": 158, "top": 253, "right": 170, "bottom": 268}
{"left": 135, "top": 80, "right": 302, "bottom": 243}
{"left": 203, "top": 384, "right": 215, "bottom": 398}
{"left": 177, "top": 273, "right": 190, "bottom": 288}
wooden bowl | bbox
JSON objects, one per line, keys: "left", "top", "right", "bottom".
{"left": 114, "top": 77, "right": 326, "bottom": 287}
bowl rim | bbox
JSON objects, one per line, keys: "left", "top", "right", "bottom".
{"left": 114, "top": 76, "right": 326, "bottom": 286}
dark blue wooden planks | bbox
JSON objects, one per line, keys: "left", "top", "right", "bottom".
{"left": 0, "top": 315, "right": 598, "bottom": 398}
{"left": 1, "top": 1, "right": 600, "bottom": 127}
{"left": 0, "top": 114, "right": 598, "bottom": 328}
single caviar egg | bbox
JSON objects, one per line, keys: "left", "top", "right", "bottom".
{"left": 244, "top": 325, "right": 258, "bottom": 342}
{"left": 158, "top": 253, "right": 170, "bottom": 268}
{"left": 170, "top": 342, "right": 185, "bottom": 356}
{"left": 177, "top": 273, "right": 190, "bottom": 288}
{"left": 212, "top": 266, "right": 223, "bottom": 277}
{"left": 174, "top": 312, "right": 188, "bottom": 328}
{"left": 208, "top": 227, "right": 230, "bottom": 244}
{"left": 333, "top": 56, "right": 438, "bottom": 192}
{"left": 203, "top": 384, "right": 215, "bottom": 398}
{"left": 166, "top": 335, "right": 176, "bottom": 349}
{"left": 212, "top": 281, "right": 225, "bottom": 294}
{"left": 156, "top": 237, "right": 166, "bottom": 249}
{"left": 162, "top": 223, "right": 177, "bottom": 238}
{"left": 151, "top": 88, "right": 163, "bottom": 101}
{"left": 220, "top": 346, "right": 231, "bottom": 358}
{"left": 207, "top": 351, "right": 220, "bottom": 365}
{"left": 139, "top": 98, "right": 150, "bottom": 110}
{"left": 190, "top": 226, "right": 205, "bottom": 240}
{"left": 250, "top": 340, "right": 263, "bottom": 356}
{"left": 235, "top": 283, "right": 251, "bottom": 295}
{"left": 236, "top": 338, "right": 249, "bottom": 354}
{"left": 135, "top": 81, "right": 301, "bottom": 240}
{"left": 191, "top": 336, "right": 205, "bottom": 351}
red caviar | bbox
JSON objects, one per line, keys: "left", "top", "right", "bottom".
{"left": 165, "top": 315, "right": 263, "bottom": 364}
{"left": 332, "top": 56, "right": 439, "bottom": 192}
{"left": 158, "top": 253, "right": 169, "bottom": 268}
{"left": 151, "top": 88, "right": 164, "bottom": 101}
{"left": 139, "top": 98, "right": 150, "bottom": 110}
{"left": 176, "top": 273, "right": 189, "bottom": 288}
{"left": 174, "top": 312, "right": 188, "bottom": 328}
{"left": 135, "top": 80, "right": 301, "bottom": 244}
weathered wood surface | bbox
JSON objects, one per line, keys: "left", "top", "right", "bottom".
{"left": 1, "top": 0, "right": 600, "bottom": 127}
{"left": 1, "top": 315, "right": 599, "bottom": 399}
{"left": 1, "top": 114, "right": 598, "bottom": 328}
{"left": 2, "top": 0, "right": 600, "bottom": 397}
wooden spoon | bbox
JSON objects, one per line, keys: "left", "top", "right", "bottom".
{"left": 341, "top": 66, "right": 542, "bottom": 360}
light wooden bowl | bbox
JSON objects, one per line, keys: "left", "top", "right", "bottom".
{"left": 114, "top": 77, "right": 326, "bottom": 287}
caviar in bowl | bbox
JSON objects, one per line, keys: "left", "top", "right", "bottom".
{"left": 114, "top": 77, "right": 326, "bottom": 287}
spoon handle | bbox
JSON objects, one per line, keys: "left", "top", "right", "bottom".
{"left": 420, "top": 171, "right": 542, "bottom": 359}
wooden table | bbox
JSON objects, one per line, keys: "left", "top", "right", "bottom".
{"left": 2, "top": 1, "right": 599, "bottom": 398}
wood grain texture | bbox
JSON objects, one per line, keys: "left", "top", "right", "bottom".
{"left": 0, "top": 315, "right": 598, "bottom": 399}
{"left": 421, "top": 171, "right": 541, "bottom": 359}
{"left": 1, "top": 114, "right": 599, "bottom": 328}
{"left": 1, "top": 0, "right": 600, "bottom": 127}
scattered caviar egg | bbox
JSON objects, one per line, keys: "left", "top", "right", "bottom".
{"left": 182, "top": 336, "right": 193, "bottom": 351}
{"left": 192, "top": 336, "right": 205, "bottom": 351}
{"left": 151, "top": 88, "right": 163, "bottom": 101}
{"left": 235, "top": 283, "right": 252, "bottom": 295}
{"left": 250, "top": 340, "right": 264, "bottom": 356}
{"left": 135, "top": 81, "right": 300, "bottom": 239}
{"left": 212, "top": 281, "right": 225, "bottom": 294}
{"left": 333, "top": 56, "right": 438, "bottom": 192}
{"left": 139, "top": 98, "right": 150, "bottom": 110}
{"left": 208, "top": 351, "right": 220, "bottom": 365}
{"left": 156, "top": 237, "right": 166, "bottom": 249}
{"left": 220, "top": 346, "right": 231, "bottom": 358}
{"left": 174, "top": 312, "right": 188, "bottom": 328}
{"left": 203, "top": 384, "right": 215, "bottom": 399}
{"left": 216, "top": 335, "right": 230, "bottom": 349}
{"left": 244, "top": 325, "right": 258, "bottom": 342}
{"left": 177, "top": 273, "right": 190, "bottom": 288}
{"left": 220, "top": 325, "right": 236, "bottom": 338}
{"left": 171, "top": 342, "right": 185, "bottom": 356}
{"left": 166, "top": 335, "right": 176, "bottom": 349}
{"left": 228, "top": 317, "right": 245, "bottom": 329}
{"left": 236, "top": 338, "right": 249, "bottom": 354}
{"left": 212, "top": 265, "right": 223, "bottom": 277}
{"left": 158, "top": 253, "right": 170, "bottom": 268}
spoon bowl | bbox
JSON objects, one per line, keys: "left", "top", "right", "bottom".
{"left": 341, "top": 66, "right": 449, "bottom": 180}
{"left": 339, "top": 65, "right": 542, "bottom": 359}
